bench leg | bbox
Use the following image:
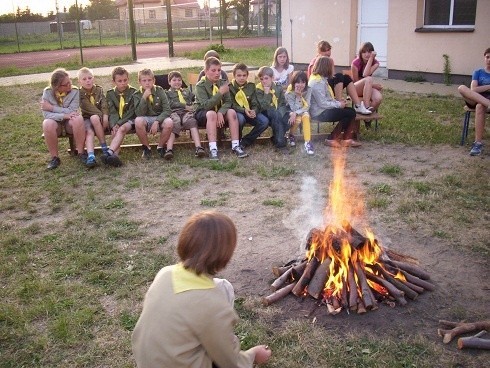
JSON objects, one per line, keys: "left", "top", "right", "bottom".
{"left": 68, "top": 136, "right": 76, "bottom": 155}
{"left": 461, "top": 111, "right": 471, "bottom": 146}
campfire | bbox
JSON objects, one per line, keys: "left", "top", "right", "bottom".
{"left": 264, "top": 148, "right": 435, "bottom": 314}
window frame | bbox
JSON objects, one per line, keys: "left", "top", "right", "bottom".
{"left": 422, "top": 0, "right": 476, "bottom": 29}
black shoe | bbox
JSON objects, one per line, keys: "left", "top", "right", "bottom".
{"left": 78, "top": 152, "right": 88, "bottom": 164}
{"left": 195, "top": 146, "right": 206, "bottom": 158}
{"left": 142, "top": 146, "right": 151, "bottom": 159}
{"left": 163, "top": 149, "right": 174, "bottom": 160}
{"left": 47, "top": 156, "right": 60, "bottom": 170}
{"left": 102, "top": 153, "right": 123, "bottom": 167}
{"left": 157, "top": 147, "right": 165, "bottom": 158}
{"left": 86, "top": 155, "right": 97, "bottom": 168}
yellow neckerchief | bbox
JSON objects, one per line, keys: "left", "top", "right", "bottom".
{"left": 310, "top": 73, "right": 335, "bottom": 98}
{"left": 55, "top": 91, "right": 66, "bottom": 106}
{"left": 140, "top": 86, "right": 154, "bottom": 105}
{"left": 172, "top": 263, "right": 215, "bottom": 294}
{"left": 83, "top": 87, "right": 96, "bottom": 105}
{"left": 207, "top": 78, "right": 221, "bottom": 112}
{"left": 114, "top": 87, "right": 125, "bottom": 118}
{"left": 256, "top": 82, "right": 278, "bottom": 108}
{"left": 177, "top": 89, "right": 186, "bottom": 104}
{"left": 232, "top": 79, "right": 250, "bottom": 109}
{"left": 286, "top": 84, "right": 308, "bottom": 109}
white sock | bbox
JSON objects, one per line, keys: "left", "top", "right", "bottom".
{"left": 231, "top": 140, "right": 239, "bottom": 149}
{"left": 209, "top": 142, "right": 217, "bottom": 151}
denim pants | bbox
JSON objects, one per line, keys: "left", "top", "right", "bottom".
{"left": 262, "top": 108, "right": 289, "bottom": 148}
{"left": 237, "top": 112, "right": 269, "bottom": 146}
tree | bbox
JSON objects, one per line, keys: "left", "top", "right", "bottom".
{"left": 86, "top": 0, "right": 118, "bottom": 20}
{"left": 230, "top": 0, "right": 250, "bottom": 33}
{"left": 220, "top": 0, "right": 231, "bottom": 32}
{"left": 67, "top": 4, "right": 87, "bottom": 20}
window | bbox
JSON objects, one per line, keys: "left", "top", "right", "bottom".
{"left": 149, "top": 10, "right": 156, "bottom": 19}
{"left": 424, "top": 0, "right": 476, "bottom": 27}
{"left": 185, "top": 9, "right": 193, "bottom": 18}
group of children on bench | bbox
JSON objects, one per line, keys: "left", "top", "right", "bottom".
{"left": 41, "top": 41, "right": 387, "bottom": 169}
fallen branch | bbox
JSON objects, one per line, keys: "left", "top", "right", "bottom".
{"left": 438, "top": 320, "right": 490, "bottom": 344}
{"left": 457, "top": 330, "right": 490, "bottom": 350}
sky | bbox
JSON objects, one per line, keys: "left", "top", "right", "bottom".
{"left": 0, "top": 1, "right": 91, "bottom": 16}
{"left": 0, "top": 0, "right": 218, "bottom": 16}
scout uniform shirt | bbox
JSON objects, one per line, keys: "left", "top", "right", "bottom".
{"left": 133, "top": 85, "right": 172, "bottom": 121}
{"left": 166, "top": 87, "right": 195, "bottom": 113}
{"left": 193, "top": 77, "right": 232, "bottom": 115}
{"left": 79, "top": 84, "right": 109, "bottom": 120}
{"left": 106, "top": 86, "right": 137, "bottom": 128}
{"left": 229, "top": 80, "right": 260, "bottom": 116}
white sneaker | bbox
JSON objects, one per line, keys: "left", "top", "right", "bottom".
{"left": 304, "top": 141, "right": 314, "bottom": 155}
{"left": 355, "top": 101, "right": 372, "bottom": 115}
{"left": 209, "top": 148, "right": 219, "bottom": 160}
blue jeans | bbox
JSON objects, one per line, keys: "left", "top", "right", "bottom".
{"left": 314, "top": 107, "right": 357, "bottom": 140}
{"left": 237, "top": 112, "right": 269, "bottom": 146}
{"left": 262, "top": 108, "right": 289, "bottom": 148}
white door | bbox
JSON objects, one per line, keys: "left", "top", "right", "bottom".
{"left": 358, "top": 0, "right": 388, "bottom": 67}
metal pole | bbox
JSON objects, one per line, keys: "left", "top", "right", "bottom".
{"left": 75, "top": 0, "right": 84, "bottom": 65}
{"left": 55, "top": 0, "right": 63, "bottom": 49}
{"left": 165, "top": 0, "right": 174, "bottom": 57}
{"left": 219, "top": 0, "right": 223, "bottom": 45}
{"left": 128, "top": 0, "right": 137, "bottom": 61}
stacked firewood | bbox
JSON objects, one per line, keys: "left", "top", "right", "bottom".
{"left": 263, "top": 225, "right": 435, "bottom": 314}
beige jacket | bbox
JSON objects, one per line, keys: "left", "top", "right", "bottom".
{"left": 132, "top": 265, "right": 255, "bottom": 368}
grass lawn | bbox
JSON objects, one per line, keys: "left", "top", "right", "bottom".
{"left": 0, "top": 49, "right": 488, "bottom": 367}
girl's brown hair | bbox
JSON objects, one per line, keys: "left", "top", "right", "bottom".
{"left": 50, "top": 68, "right": 69, "bottom": 89}
{"left": 358, "top": 42, "right": 375, "bottom": 68}
{"left": 311, "top": 56, "right": 333, "bottom": 78}
{"left": 272, "top": 47, "right": 290, "bottom": 68}
{"left": 290, "top": 70, "right": 308, "bottom": 91}
{"left": 177, "top": 211, "right": 237, "bottom": 276}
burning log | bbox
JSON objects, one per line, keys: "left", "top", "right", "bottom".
{"left": 438, "top": 320, "right": 490, "bottom": 344}
{"left": 399, "top": 279, "right": 425, "bottom": 294}
{"left": 307, "top": 258, "right": 331, "bottom": 299}
{"left": 384, "top": 259, "right": 430, "bottom": 280}
{"left": 262, "top": 282, "right": 297, "bottom": 306}
{"left": 270, "top": 267, "right": 294, "bottom": 291}
{"left": 374, "top": 265, "right": 418, "bottom": 300}
{"left": 457, "top": 331, "right": 490, "bottom": 350}
{"left": 366, "top": 273, "right": 407, "bottom": 306}
{"left": 399, "top": 270, "right": 435, "bottom": 291}
{"left": 292, "top": 257, "right": 320, "bottom": 296}
{"left": 347, "top": 264, "right": 359, "bottom": 310}
{"left": 291, "top": 261, "right": 308, "bottom": 280}
{"left": 272, "top": 264, "right": 292, "bottom": 277}
{"left": 342, "top": 221, "right": 367, "bottom": 249}
{"left": 354, "top": 261, "right": 377, "bottom": 310}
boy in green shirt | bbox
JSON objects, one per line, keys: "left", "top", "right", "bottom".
{"left": 229, "top": 63, "right": 269, "bottom": 148}
{"left": 255, "top": 66, "right": 290, "bottom": 152}
{"left": 133, "top": 68, "right": 174, "bottom": 159}
{"left": 165, "top": 71, "right": 206, "bottom": 159}
{"left": 194, "top": 57, "right": 248, "bottom": 160}
{"left": 102, "top": 66, "right": 137, "bottom": 167}
{"left": 78, "top": 67, "right": 109, "bottom": 167}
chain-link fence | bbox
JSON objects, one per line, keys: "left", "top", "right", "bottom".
{"left": 0, "top": 14, "right": 279, "bottom": 53}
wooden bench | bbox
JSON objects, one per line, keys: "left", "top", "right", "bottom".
{"left": 311, "top": 111, "right": 383, "bottom": 135}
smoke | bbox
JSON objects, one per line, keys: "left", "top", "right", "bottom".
{"left": 283, "top": 176, "right": 326, "bottom": 254}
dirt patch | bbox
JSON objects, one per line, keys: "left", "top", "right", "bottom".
{"left": 113, "top": 141, "right": 489, "bottom": 345}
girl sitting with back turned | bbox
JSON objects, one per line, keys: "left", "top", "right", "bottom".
{"left": 132, "top": 211, "right": 271, "bottom": 368}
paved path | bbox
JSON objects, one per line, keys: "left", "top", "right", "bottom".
{"left": 0, "top": 37, "right": 278, "bottom": 69}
